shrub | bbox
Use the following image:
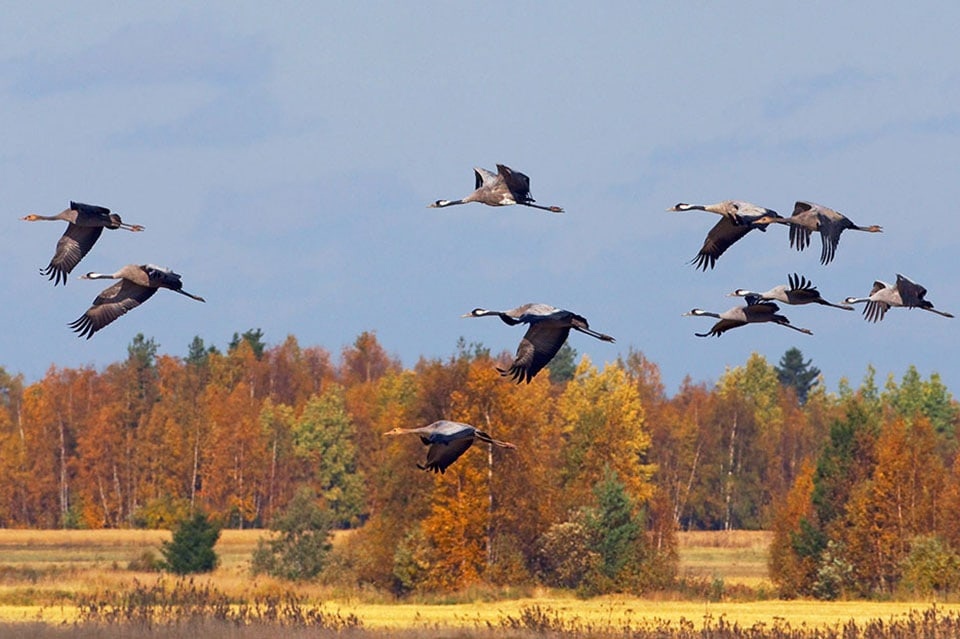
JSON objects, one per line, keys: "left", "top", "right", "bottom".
{"left": 251, "top": 487, "right": 334, "bottom": 581}
{"left": 535, "top": 518, "right": 598, "bottom": 589}
{"left": 391, "top": 525, "right": 433, "bottom": 595}
{"left": 900, "top": 535, "right": 960, "bottom": 596}
{"left": 127, "top": 550, "right": 163, "bottom": 572}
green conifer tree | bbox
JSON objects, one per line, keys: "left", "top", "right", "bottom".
{"left": 775, "top": 348, "right": 820, "bottom": 404}
{"left": 160, "top": 512, "right": 220, "bottom": 574}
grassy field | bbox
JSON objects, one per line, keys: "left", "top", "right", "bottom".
{"left": 676, "top": 529, "right": 773, "bottom": 587}
{"left": 0, "top": 528, "right": 957, "bottom": 633}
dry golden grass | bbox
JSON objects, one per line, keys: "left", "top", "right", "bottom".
{"left": 4, "top": 592, "right": 960, "bottom": 631}
{"left": 677, "top": 529, "right": 773, "bottom": 548}
{"left": 676, "top": 530, "right": 774, "bottom": 587}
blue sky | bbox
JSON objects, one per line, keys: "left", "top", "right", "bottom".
{"left": 2, "top": 3, "right": 958, "bottom": 396}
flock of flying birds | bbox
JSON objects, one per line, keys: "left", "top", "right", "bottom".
{"left": 19, "top": 165, "right": 955, "bottom": 474}
{"left": 671, "top": 199, "right": 954, "bottom": 336}
{"left": 21, "top": 201, "right": 205, "bottom": 338}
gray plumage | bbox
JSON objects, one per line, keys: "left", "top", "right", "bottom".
{"left": 384, "top": 420, "right": 516, "bottom": 474}
{"left": 772, "top": 201, "right": 882, "bottom": 265}
{"left": 429, "top": 164, "right": 563, "bottom": 212}
{"left": 668, "top": 201, "right": 782, "bottom": 270}
{"left": 22, "top": 201, "right": 145, "bottom": 285}
{"left": 463, "top": 303, "right": 614, "bottom": 383}
{"left": 70, "top": 264, "right": 205, "bottom": 339}
{"left": 683, "top": 297, "right": 813, "bottom": 337}
{"left": 729, "top": 273, "right": 853, "bottom": 310}
{"left": 844, "top": 274, "right": 954, "bottom": 322}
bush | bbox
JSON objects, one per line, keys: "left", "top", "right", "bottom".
{"left": 535, "top": 518, "right": 598, "bottom": 589}
{"left": 251, "top": 488, "right": 334, "bottom": 581}
{"left": 160, "top": 512, "right": 220, "bottom": 575}
{"left": 391, "top": 525, "right": 433, "bottom": 595}
{"left": 900, "top": 536, "right": 960, "bottom": 596}
{"left": 812, "top": 540, "right": 854, "bottom": 600}
{"left": 127, "top": 550, "right": 163, "bottom": 572}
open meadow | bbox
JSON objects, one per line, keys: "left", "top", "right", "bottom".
{"left": 2, "top": 528, "right": 959, "bottom": 638}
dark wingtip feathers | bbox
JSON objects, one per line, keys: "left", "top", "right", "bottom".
{"left": 689, "top": 253, "right": 717, "bottom": 271}
{"left": 41, "top": 264, "right": 68, "bottom": 286}
{"left": 496, "top": 365, "right": 533, "bottom": 384}
{"left": 68, "top": 315, "right": 97, "bottom": 340}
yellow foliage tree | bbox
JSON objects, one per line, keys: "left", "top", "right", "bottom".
{"left": 450, "top": 360, "right": 561, "bottom": 583}
{"left": 418, "top": 463, "right": 490, "bottom": 590}
{"left": 768, "top": 459, "right": 818, "bottom": 597}
{"left": 557, "top": 357, "right": 653, "bottom": 510}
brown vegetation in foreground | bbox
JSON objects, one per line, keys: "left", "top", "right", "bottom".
{"left": 6, "top": 593, "right": 960, "bottom": 639}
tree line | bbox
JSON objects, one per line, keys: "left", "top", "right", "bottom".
{"left": 0, "top": 330, "right": 956, "bottom": 596}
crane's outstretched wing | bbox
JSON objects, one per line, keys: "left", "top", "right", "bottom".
{"left": 419, "top": 437, "right": 475, "bottom": 474}
{"left": 690, "top": 217, "right": 754, "bottom": 271}
{"left": 498, "top": 324, "right": 571, "bottom": 383}
{"left": 69, "top": 280, "right": 158, "bottom": 339}
{"left": 42, "top": 224, "right": 105, "bottom": 286}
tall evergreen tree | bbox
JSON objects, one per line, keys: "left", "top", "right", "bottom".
{"left": 775, "top": 348, "right": 820, "bottom": 404}
{"left": 186, "top": 336, "right": 219, "bottom": 368}
{"left": 586, "top": 467, "right": 642, "bottom": 581}
{"left": 229, "top": 328, "right": 266, "bottom": 359}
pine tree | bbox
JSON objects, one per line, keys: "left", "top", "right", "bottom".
{"left": 229, "top": 328, "right": 266, "bottom": 359}
{"left": 775, "top": 348, "right": 820, "bottom": 404}
{"left": 586, "top": 467, "right": 642, "bottom": 582}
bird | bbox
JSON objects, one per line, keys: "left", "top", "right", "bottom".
{"left": 668, "top": 201, "right": 782, "bottom": 270}
{"left": 69, "top": 264, "right": 205, "bottom": 339}
{"left": 844, "top": 274, "right": 954, "bottom": 323}
{"left": 384, "top": 420, "right": 516, "bottom": 474}
{"left": 773, "top": 201, "right": 882, "bottom": 265}
{"left": 428, "top": 164, "right": 563, "bottom": 212}
{"left": 729, "top": 273, "right": 853, "bottom": 310}
{"left": 21, "top": 201, "right": 145, "bottom": 285}
{"left": 683, "top": 297, "right": 813, "bottom": 337}
{"left": 463, "top": 303, "right": 614, "bottom": 383}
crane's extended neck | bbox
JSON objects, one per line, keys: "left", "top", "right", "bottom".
{"left": 428, "top": 199, "right": 465, "bottom": 208}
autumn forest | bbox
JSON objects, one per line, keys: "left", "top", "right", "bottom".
{"left": 1, "top": 329, "right": 958, "bottom": 599}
